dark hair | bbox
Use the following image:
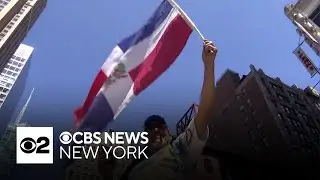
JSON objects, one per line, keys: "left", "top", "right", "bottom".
{"left": 144, "top": 115, "right": 167, "bottom": 130}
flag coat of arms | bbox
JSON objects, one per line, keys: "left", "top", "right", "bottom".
{"left": 75, "top": 0, "right": 194, "bottom": 131}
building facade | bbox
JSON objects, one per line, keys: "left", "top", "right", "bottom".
{"left": 208, "top": 65, "right": 320, "bottom": 164}
{"left": 176, "top": 65, "right": 320, "bottom": 179}
{"left": 0, "top": 0, "right": 47, "bottom": 71}
{"left": 0, "top": 88, "right": 34, "bottom": 179}
{"left": 0, "top": 122, "right": 28, "bottom": 179}
{"left": 0, "top": 44, "right": 33, "bottom": 137}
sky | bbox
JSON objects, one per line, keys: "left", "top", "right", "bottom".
{"left": 13, "top": 0, "right": 320, "bottom": 134}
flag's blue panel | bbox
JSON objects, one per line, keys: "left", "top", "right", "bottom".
{"left": 77, "top": 93, "right": 114, "bottom": 132}
{"left": 118, "top": 1, "right": 173, "bottom": 52}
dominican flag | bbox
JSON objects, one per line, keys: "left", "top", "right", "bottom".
{"left": 74, "top": 0, "right": 194, "bottom": 132}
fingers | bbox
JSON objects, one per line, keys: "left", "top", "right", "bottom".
{"left": 203, "top": 39, "right": 217, "bottom": 54}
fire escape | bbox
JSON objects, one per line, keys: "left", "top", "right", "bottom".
{"left": 176, "top": 103, "right": 198, "bottom": 136}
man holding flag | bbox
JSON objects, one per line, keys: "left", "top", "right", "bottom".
{"left": 74, "top": 0, "right": 218, "bottom": 179}
{"left": 97, "top": 39, "right": 217, "bottom": 180}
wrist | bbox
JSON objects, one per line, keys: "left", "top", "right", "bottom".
{"left": 204, "top": 61, "right": 214, "bottom": 71}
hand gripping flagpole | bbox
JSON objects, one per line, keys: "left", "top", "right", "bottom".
{"left": 167, "top": 0, "right": 205, "bottom": 40}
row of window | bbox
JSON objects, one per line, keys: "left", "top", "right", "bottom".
{"left": 0, "top": 7, "right": 22, "bottom": 41}
{"left": 262, "top": 77, "right": 303, "bottom": 104}
{"left": 0, "top": 79, "right": 12, "bottom": 88}
{"left": 0, "top": 0, "right": 9, "bottom": 11}
{"left": 5, "top": 64, "right": 21, "bottom": 72}
{"left": 8, "top": 59, "right": 24, "bottom": 67}
{"left": 1, "top": 2, "right": 28, "bottom": 36}
{"left": 278, "top": 113, "right": 320, "bottom": 145}
{"left": 279, "top": 106, "right": 320, "bottom": 133}
{"left": 309, "top": 126, "right": 320, "bottom": 136}
{"left": 261, "top": 77, "right": 320, "bottom": 147}
{"left": 11, "top": 55, "right": 26, "bottom": 63}
{"left": 2, "top": 69, "right": 19, "bottom": 78}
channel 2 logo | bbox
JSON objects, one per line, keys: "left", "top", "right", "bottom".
{"left": 16, "top": 127, "right": 53, "bottom": 164}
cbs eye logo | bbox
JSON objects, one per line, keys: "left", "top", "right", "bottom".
{"left": 59, "top": 131, "right": 72, "bottom": 144}
{"left": 20, "top": 136, "right": 50, "bottom": 154}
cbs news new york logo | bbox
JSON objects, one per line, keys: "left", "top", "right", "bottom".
{"left": 16, "top": 127, "right": 53, "bottom": 164}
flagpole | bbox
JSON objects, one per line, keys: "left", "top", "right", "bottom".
{"left": 167, "top": 0, "right": 205, "bottom": 40}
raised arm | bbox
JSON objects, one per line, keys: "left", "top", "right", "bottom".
{"left": 194, "top": 39, "right": 217, "bottom": 139}
{"left": 170, "top": 40, "right": 217, "bottom": 165}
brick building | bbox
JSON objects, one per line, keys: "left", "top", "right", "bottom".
{"left": 206, "top": 64, "right": 320, "bottom": 165}
{"left": 176, "top": 64, "right": 320, "bottom": 179}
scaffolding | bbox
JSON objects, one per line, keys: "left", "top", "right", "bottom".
{"left": 176, "top": 103, "right": 198, "bottom": 136}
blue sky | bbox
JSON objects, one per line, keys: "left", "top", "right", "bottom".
{"left": 14, "top": 0, "right": 320, "bottom": 134}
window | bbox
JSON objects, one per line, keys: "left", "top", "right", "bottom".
{"left": 240, "top": 106, "right": 245, "bottom": 112}
{"left": 2, "top": 88, "right": 8, "bottom": 93}
{"left": 310, "top": 127, "right": 320, "bottom": 136}
{"left": 271, "top": 83, "right": 282, "bottom": 92}
{"left": 12, "top": 73, "right": 17, "bottom": 77}
{"left": 295, "top": 101, "right": 306, "bottom": 109}
{"left": 299, "top": 133, "right": 308, "bottom": 142}
{"left": 247, "top": 99, "right": 252, "bottom": 105}
{"left": 12, "top": 61, "right": 18, "bottom": 66}
{"left": 277, "top": 93, "right": 287, "bottom": 101}
{"left": 6, "top": 71, "right": 12, "bottom": 75}
{"left": 17, "top": 63, "right": 22, "bottom": 67}
{"left": 310, "top": 5, "right": 320, "bottom": 28}
{"left": 16, "top": 57, "right": 21, "bottom": 61}
{"left": 0, "top": 94, "right": 5, "bottom": 99}
{"left": 281, "top": 105, "right": 296, "bottom": 115}
{"left": 262, "top": 137, "right": 269, "bottom": 146}
{"left": 21, "top": 58, "right": 26, "bottom": 62}
{"left": 301, "top": 114, "right": 316, "bottom": 127}
{"left": 9, "top": 66, "right": 15, "bottom": 70}
{"left": 288, "top": 117, "right": 303, "bottom": 129}
{"left": 257, "top": 123, "right": 262, "bottom": 129}
{"left": 5, "top": 65, "right": 9, "bottom": 69}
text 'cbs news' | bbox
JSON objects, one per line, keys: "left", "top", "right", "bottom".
{"left": 16, "top": 127, "right": 149, "bottom": 164}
